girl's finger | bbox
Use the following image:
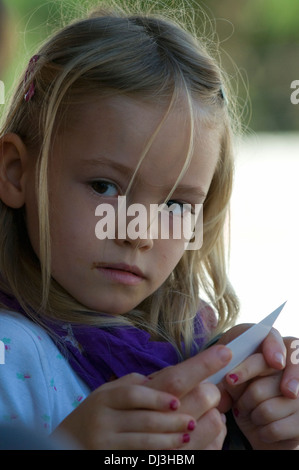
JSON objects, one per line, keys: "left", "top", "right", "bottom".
{"left": 225, "top": 353, "right": 275, "bottom": 386}
{"left": 203, "top": 414, "right": 227, "bottom": 450}
{"left": 115, "top": 409, "right": 196, "bottom": 434}
{"left": 175, "top": 382, "right": 221, "bottom": 419}
{"left": 98, "top": 381, "right": 182, "bottom": 412}
{"left": 104, "top": 431, "right": 193, "bottom": 450}
{"left": 147, "top": 345, "right": 232, "bottom": 398}
{"left": 179, "top": 408, "right": 227, "bottom": 450}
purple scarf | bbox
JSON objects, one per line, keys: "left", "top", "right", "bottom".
{"left": 0, "top": 291, "right": 250, "bottom": 449}
{"left": 0, "top": 291, "right": 208, "bottom": 391}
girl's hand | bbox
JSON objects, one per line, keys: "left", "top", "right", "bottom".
{"left": 229, "top": 369, "right": 299, "bottom": 450}
{"left": 52, "top": 373, "right": 200, "bottom": 450}
{"left": 146, "top": 345, "right": 232, "bottom": 449}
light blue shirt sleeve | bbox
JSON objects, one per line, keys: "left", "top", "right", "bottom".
{"left": 0, "top": 310, "right": 90, "bottom": 434}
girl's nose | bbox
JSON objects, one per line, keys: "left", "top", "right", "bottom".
{"left": 114, "top": 230, "right": 154, "bottom": 251}
{"left": 114, "top": 199, "right": 154, "bottom": 251}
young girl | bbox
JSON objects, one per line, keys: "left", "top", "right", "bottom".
{"left": 0, "top": 2, "right": 298, "bottom": 450}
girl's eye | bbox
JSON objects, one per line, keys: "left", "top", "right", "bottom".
{"left": 90, "top": 181, "right": 119, "bottom": 197}
{"left": 165, "top": 200, "right": 193, "bottom": 215}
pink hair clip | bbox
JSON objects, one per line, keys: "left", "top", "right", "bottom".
{"left": 24, "top": 54, "right": 40, "bottom": 102}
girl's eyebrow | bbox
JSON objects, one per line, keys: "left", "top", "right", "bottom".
{"left": 172, "top": 185, "right": 207, "bottom": 201}
{"left": 82, "top": 157, "right": 134, "bottom": 177}
{"left": 82, "top": 157, "right": 207, "bottom": 200}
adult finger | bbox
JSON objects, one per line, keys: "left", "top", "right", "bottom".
{"left": 261, "top": 327, "right": 286, "bottom": 370}
{"left": 257, "top": 413, "right": 299, "bottom": 446}
{"left": 235, "top": 373, "right": 282, "bottom": 418}
{"left": 251, "top": 394, "right": 299, "bottom": 426}
{"left": 279, "top": 337, "right": 299, "bottom": 399}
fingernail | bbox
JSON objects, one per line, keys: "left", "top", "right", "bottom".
{"left": 169, "top": 399, "right": 179, "bottom": 410}
{"left": 274, "top": 352, "right": 286, "bottom": 368}
{"left": 182, "top": 433, "right": 190, "bottom": 443}
{"left": 287, "top": 379, "right": 299, "bottom": 397}
{"left": 221, "top": 413, "right": 226, "bottom": 424}
{"left": 228, "top": 373, "right": 238, "bottom": 384}
{"left": 233, "top": 407, "right": 239, "bottom": 418}
{"left": 218, "top": 346, "right": 231, "bottom": 363}
{"left": 187, "top": 420, "right": 196, "bottom": 431}
{"left": 142, "top": 376, "right": 153, "bottom": 384}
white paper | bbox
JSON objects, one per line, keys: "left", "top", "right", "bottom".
{"left": 204, "top": 302, "right": 286, "bottom": 385}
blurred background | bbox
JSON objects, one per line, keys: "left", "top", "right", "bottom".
{"left": 0, "top": 0, "right": 298, "bottom": 335}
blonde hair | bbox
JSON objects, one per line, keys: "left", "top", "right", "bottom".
{"left": 0, "top": 1, "right": 239, "bottom": 356}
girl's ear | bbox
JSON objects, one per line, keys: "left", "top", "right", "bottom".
{"left": 0, "top": 133, "right": 30, "bottom": 208}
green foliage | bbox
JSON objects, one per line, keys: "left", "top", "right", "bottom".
{"left": 2, "top": 0, "right": 299, "bottom": 131}
{"left": 204, "top": 0, "right": 299, "bottom": 131}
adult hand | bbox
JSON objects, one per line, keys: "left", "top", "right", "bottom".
{"left": 216, "top": 325, "right": 294, "bottom": 411}
{"left": 229, "top": 369, "right": 299, "bottom": 450}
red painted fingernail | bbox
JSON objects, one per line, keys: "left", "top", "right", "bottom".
{"left": 182, "top": 433, "right": 190, "bottom": 443}
{"left": 142, "top": 376, "right": 152, "bottom": 384}
{"left": 233, "top": 408, "right": 239, "bottom": 418}
{"left": 169, "top": 399, "right": 179, "bottom": 410}
{"left": 187, "top": 420, "right": 196, "bottom": 431}
{"left": 228, "top": 373, "right": 238, "bottom": 384}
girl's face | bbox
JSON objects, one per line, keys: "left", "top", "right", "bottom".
{"left": 26, "top": 95, "right": 220, "bottom": 315}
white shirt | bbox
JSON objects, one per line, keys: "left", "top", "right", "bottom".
{"left": 0, "top": 310, "right": 90, "bottom": 435}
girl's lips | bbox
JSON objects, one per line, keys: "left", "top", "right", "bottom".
{"left": 93, "top": 263, "right": 145, "bottom": 286}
